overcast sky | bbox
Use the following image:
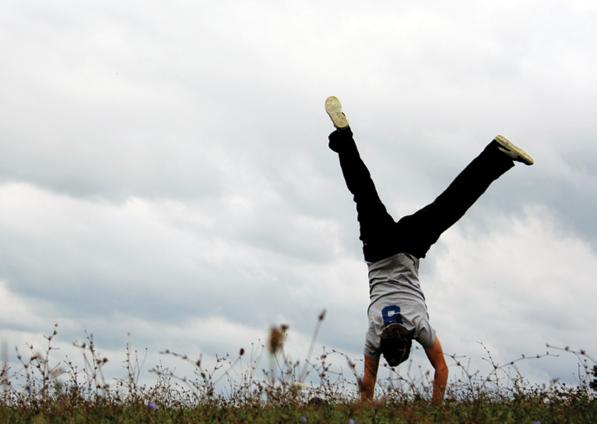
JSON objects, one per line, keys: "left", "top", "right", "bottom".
{"left": 1, "top": 0, "right": 596, "bottom": 391}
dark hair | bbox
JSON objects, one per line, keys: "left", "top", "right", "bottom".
{"left": 380, "top": 323, "right": 414, "bottom": 367}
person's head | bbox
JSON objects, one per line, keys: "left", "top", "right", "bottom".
{"left": 380, "top": 323, "right": 414, "bottom": 367}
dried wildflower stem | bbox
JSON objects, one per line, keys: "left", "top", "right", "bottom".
{"left": 1, "top": 341, "right": 8, "bottom": 391}
{"left": 298, "top": 310, "right": 326, "bottom": 383}
{"left": 120, "top": 340, "right": 147, "bottom": 397}
{"left": 213, "top": 348, "right": 245, "bottom": 385}
{"left": 73, "top": 332, "right": 109, "bottom": 394}
{"left": 267, "top": 325, "right": 288, "bottom": 385}
{"left": 546, "top": 344, "right": 597, "bottom": 363}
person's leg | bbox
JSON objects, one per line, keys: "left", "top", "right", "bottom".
{"left": 396, "top": 136, "right": 531, "bottom": 258}
{"left": 329, "top": 128, "right": 400, "bottom": 262}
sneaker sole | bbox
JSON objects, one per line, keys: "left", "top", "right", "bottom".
{"left": 495, "top": 135, "right": 534, "bottom": 165}
{"left": 325, "top": 96, "right": 349, "bottom": 129}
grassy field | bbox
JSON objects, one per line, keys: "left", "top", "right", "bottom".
{"left": 1, "top": 397, "right": 596, "bottom": 424}
{"left": 1, "top": 390, "right": 596, "bottom": 423}
{"left": 1, "top": 324, "right": 596, "bottom": 423}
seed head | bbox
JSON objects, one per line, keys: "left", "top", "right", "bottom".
{"left": 267, "top": 325, "right": 288, "bottom": 355}
{"left": 318, "top": 310, "right": 326, "bottom": 321}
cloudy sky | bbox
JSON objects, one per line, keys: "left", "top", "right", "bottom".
{"left": 1, "top": 0, "right": 596, "bottom": 390}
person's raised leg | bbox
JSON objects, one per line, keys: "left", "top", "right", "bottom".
{"left": 396, "top": 135, "right": 534, "bottom": 258}
{"left": 326, "top": 96, "right": 399, "bottom": 263}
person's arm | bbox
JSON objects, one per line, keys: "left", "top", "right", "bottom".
{"left": 424, "top": 336, "right": 448, "bottom": 403}
{"left": 360, "top": 353, "right": 380, "bottom": 401}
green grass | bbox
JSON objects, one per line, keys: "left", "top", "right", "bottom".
{"left": 1, "top": 395, "right": 596, "bottom": 424}
{"left": 1, "top": 324, "right": 596, "bottom": 423}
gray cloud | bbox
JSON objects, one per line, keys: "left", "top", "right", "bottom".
{"left": 1, "top": 0, "right": 596, "bottom": 388}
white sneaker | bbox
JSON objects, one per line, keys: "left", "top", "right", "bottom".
{"left": 325, "top": 96, "right": 349, "bottom": 129}
{"left": 495, "top": 135, "right": 534, "bottom": 165}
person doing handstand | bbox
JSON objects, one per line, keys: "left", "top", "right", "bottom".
{"left": 324, "top": 96, "right": 534, "bottom": 402}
